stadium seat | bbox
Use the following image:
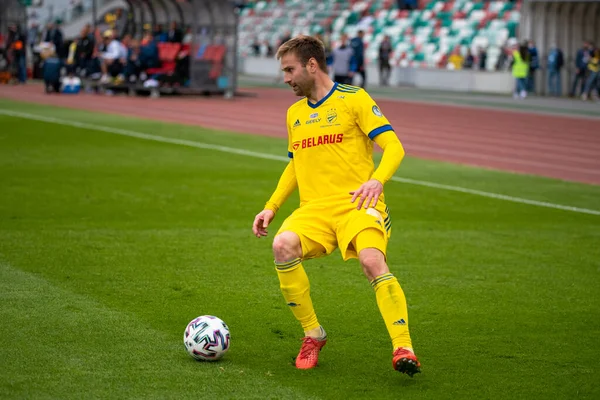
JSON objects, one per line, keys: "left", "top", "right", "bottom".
{"left": 146, "top": 43, "right": 182, "bottom": 76}
{"left": 240, "top": 0, "right": 522, "bottom": 70}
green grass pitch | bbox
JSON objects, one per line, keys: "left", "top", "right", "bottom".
{"left": 1, "top": 99, "right": 599, "bottom": 399}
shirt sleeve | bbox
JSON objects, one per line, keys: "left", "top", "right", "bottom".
{"left": 286, "top": 107, "right": 294, "bottom": 159}
{"left": 371, "top": 131, "right": 405, "bottom": 185}
{"left": 351, "top": 89, "right": 394, "bottom": 140}
{"left": 264, "top": 160, "right": 297, "bottom": 214}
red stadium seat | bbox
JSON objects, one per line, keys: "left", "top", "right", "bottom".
{"left": 203, "top": 45, "right": 227, "bottom": 79}
{"left": 146, "top": 43, "right": 181, "bottom": 76}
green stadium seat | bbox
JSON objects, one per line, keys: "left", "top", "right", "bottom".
{"left": 240, "top": 0, "right": 522, "bottom": 69}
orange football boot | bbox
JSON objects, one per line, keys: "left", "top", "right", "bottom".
{"left": 295, "top": 336, "right": 327, "bottom": 369}
{"left": 393, "top": 347, "right": 421, "bottom": 377}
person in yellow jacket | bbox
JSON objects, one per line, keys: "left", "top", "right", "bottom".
{"left": 581, "top": 48, "right": 599, "bottom": 101}
{"left": 511, "top": 42, "right": 529, "bottom": 99}
{"left": 447, "top": 47, "right": 464, "bottom": 70}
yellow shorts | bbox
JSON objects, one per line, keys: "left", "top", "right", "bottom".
{"left": 277, "top": 197, "right": 392, "bottom": 261}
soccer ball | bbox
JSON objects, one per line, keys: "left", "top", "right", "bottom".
{"left": 184, "top": 315, "right": 230, "bottom": 361}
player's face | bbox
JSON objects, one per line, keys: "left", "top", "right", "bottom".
{"left": 281, "top": 53, "right": 313, "bottom": 97}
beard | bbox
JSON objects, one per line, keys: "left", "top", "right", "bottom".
{"left": 289, "top": 69, "right": 313, "bottom": 97}
{"left": 290, "top": 79, "right": 312, "bottom": 97}
{"left": 291, "top": 84, "right": 304, "bottom": 96}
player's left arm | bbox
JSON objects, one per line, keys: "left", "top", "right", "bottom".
{"left": 350, "top": 91, "right": 405, "bottom": 209}
{"left": 371, "top": 131, "right": 405, "bottom": 185}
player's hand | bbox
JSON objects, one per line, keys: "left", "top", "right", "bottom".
{"left": 252, "top": 209, "right": 275, "bottom": 238}
{"left": 350, "top": 179, "right": 384, "bottom": 210}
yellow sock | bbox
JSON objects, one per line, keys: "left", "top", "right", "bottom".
{"left": 371, "top": 273, "right": 413, "bottom": 350}
{"left": 275, "top": 258, "right": 320, "bottom": 333}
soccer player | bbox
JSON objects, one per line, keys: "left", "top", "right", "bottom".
{"left": 252, "top": 35, "right": 421, "bottom": 377}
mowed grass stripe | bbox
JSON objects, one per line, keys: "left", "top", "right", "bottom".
{"left": 0, "top": 261, "right": 318, "bottom": 400}
{"left": 1, "top": 108, "right": 598, "bottom": 217}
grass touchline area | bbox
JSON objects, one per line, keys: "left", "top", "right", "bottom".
{"left": 1, "top": 108, "right": 598, "bottom": 217}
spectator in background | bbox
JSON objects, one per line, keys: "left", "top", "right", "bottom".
{"left": 546, "top": 45, "right": 564, "bottom": 96}
{"left": 44, "top": 22, "right": 64, "bottom": 59}
{"left": 350, "top": 30, "right": 366, "bottom": 88}
{"left": 316, "top": 31, "right": 333, "bottom": 70}
{"left": 167, "top": 21, "right": 183, "bottom": 43}
{"left": 378, "top": 35, "right": 392, "bottom": 86}
{"left": 495, "top": 45, "right": 509, "bottom": 71}
{"left": 75, "top": 24, "right": 95, "bottom": 77}
{"left": 140, "top": 30, "right": 159, "bottom": 70}
{"left": 251, "top": 38, "right": 260, "bottom": 56}
{"left": 511, "top": 42, "right": 529, "bottom": 99}
{"left": 119, "top": 34, "right": 131, "bottom": 80}
{"left": 66, "top": 38, "right": 78, "bottom": 74}
{"left": 41, "top": 43, "right": 61, "bottom": 93}
{"left": 154, "top": 24, "right": 167, "bottom": 43}
{"left": 261, "top": 40, "right": 274, "bottom": 57}
{"left": 28, "top": 22, "right": 39, "bottom": 52}
{"left": 448, "top": 47, "right": 464, "bottom": 70}
{"left": 125, "top": 39, "right": 142, "bottom": 82}
{"left": 570, "top": 40, "right": 592, "bottom": 97}
{"left": 527, "top": 40, "right": 539, "bottom": 92}
{"left": 174, "top": 44, "right": 191, "bottom": 86}
{"left": 478, "top": 47, "right": 487, "bottom": 70}
{"left": 331, "top": 33, "right": 355, "bottom": 85}
{"left": 113, "top": 8, "right": 127, "bottom": 36}
{"left": 315, "top": 32, "right": 331, "bottom": 61}
{"left": 581, "top": 48, "right": 599, "bottom": 101}
{"left": 7, "top": 24, "right": 27, "bottom": 84}
{"left": 463, "top": 49, "right": 475, "bottom": 69}
{"left": 183, "top": 27, "right": 193, "bottom": 44}
{"left": 99, "top": 30, "right": 123, "bottom": 83}
{"left": 397, "top": 0, "right": 417, "bottom": 11}
{"left": 0, "top": 35, "right": 7, "bottom": 78}
{"left": 323, "top": 29, "right": 333, "bottom": 61}
{"left": 279, "top": 30, "right": 292, "bottom": 47}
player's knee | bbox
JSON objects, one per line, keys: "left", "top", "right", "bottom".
{"left": 358, "top": 248, "right": 389, "bottom": 281}
{"left": 273, "top": 231, "right": 302, "bottom": 262}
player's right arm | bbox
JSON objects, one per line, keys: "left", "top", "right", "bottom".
{"left": 253, "top": 106, "right": 298, "bottom": 238}
{"left": 252, "top": 160, "right": 297, "bottom": 238}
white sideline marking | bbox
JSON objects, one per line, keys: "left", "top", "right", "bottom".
{"left": 2, "top": 109, "right": 599, "bottom": 217}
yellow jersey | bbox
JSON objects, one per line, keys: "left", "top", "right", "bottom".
{"left": 286, "top": 83, "right": 394, "bottom": 205}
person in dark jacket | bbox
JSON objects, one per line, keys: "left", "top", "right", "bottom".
{"left": 546, "top": 46, "right": 564, "bottom": 96}
{"left": 166, "top": 21, "right": 183, "bottom": 43}
{"left": 153, "top": 24, "right": 167, "bottom": 43}
{"left": 7, "top": 24, "right": 27, "bottom": 83}
{"left": 350, "top": 30, "right": 366, "bottom": 88}
{"left": 140, "top": 30, "right": 159, "bottom": 69}
{"left": 526, "top": 40, "right": 539, "bottom": 92}
{"left": 125, "top": 39, "right": 143, "bottom": 82}
{"left": 75, "top": 24, "right": 95, "bottom": 76}
{"left": 378, "top": 35, "right": 392, "bottom": 86}
{"left": 42, "top": 45, "right": 62, "bottom": 93}
{"left": 570, "top": 40, "right": 592, "bottom": 97}
{"left": 463, "top": 49, "right": 475, "bottom": 69}
{"left": 44, "top": 22, "right": 64, "bottom": 59}
{"left": 477, "top": 47, "right": 487, "bottom": 70}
